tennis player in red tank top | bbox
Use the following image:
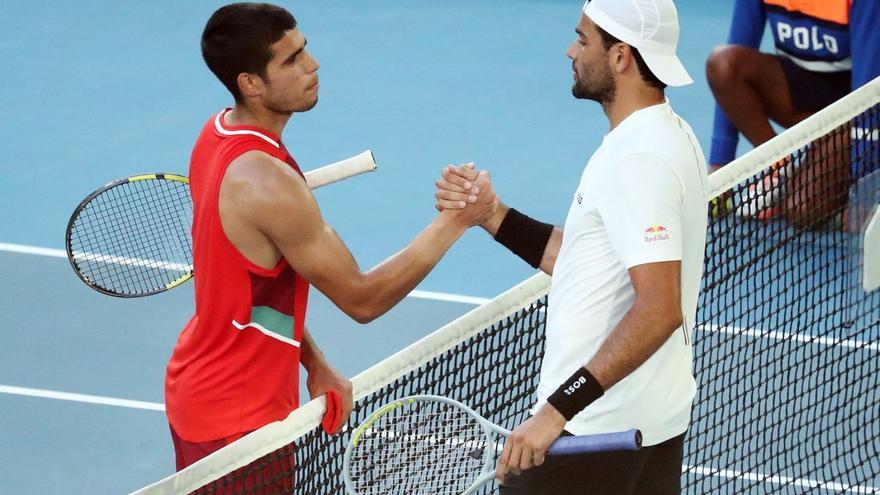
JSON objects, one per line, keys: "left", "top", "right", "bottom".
{"left": 164, "top": 3, "right": 499, "bottom": 480}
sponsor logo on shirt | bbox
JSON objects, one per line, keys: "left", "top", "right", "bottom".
{"left": 776, "top": 22, "right": 839, "bottom": 54}
{"left": 644, "top": 225, "right": 670, "bottom": 242}
{"left": 576, "top": 192, "right": 583, "bottom": 205}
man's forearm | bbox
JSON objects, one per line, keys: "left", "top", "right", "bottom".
{"left": 483, "top": 202, "right": 562, "bottom": 275}
{"left": 538, "top": 228, "right": 562, "bottom": 275}
{"left": 585, "top": 301, "right": 683, "bottom": 389}
{"left": 480, "top": 202, "right": 509, "bottom": 237}
{"left": 353, "top": 213, "right": 466, "bottom": 322}
{"left": 300, "top": 326, "right": 328, "bottom": 372}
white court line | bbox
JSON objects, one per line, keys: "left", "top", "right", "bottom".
{"left": 698, "top": 324, "right": 879, "bottom": 353}
{"left": 70, "top": 250, "right": 192, "bottom": 272}
{"left": 0, "top": 242, "right": 489, "bottom": 303}
{"left": 1, "top": 242, "right": 193, "bottom": 272}
{"left": 0, "top": 385, "right": 164, "bottom": 411}
{"left": 685, "top": 464, "right": 878, "bottom": 494}
{"left": 0, "top": 242, "right": 66, "bottom": 258}
{"left": 409, "top": 290, "right": 491, "bottom": 306}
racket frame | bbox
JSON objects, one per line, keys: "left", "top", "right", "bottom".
{"left": 342, "top": 394, "right": 642, "bottom": 495}
{"left": 65, "top": 173, "right": 192, "bottom": 298}
{"left": 65, "top": 151, "right": 377, "bottom": 297}
{"left": 342, "top": 395, "right": 499, "bottom": 495}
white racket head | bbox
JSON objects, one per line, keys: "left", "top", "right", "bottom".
{"left": 343, "top": 395, "right": 501, "bottom": 495}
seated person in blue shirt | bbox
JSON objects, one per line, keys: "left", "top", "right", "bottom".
{"left": 706, "top": 0, "right": 879, "bottom": 229}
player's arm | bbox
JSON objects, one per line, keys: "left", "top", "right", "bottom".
{"left": 535, "top": 262, "right": 681, "bottom": 427}
{"left": 479, "top": 202, "right": 562, "bottom": 275}
{"left": 435, "top": 165, "right": 563, "bottom": 275}
{"left": 223, "top": 151, "right": 495, "bottom": 324}
{"left": 299, "top": 325, "right": 353, "bottom": 429}
{"left": 584, "top": 262, "right": 682, "bottom": 386}
{"left": 543, "top": 152, "right": 686, "bottom": 420}
{"left": 497, "top": 261, "right": 682, "bottom": 479}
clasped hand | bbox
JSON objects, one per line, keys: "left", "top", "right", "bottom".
{"left": 434, "top": 162, "right": 497, "bottom": 226}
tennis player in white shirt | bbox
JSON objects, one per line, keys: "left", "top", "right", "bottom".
{"left": 436, "top": 0, "right": 708, "bottom": 492}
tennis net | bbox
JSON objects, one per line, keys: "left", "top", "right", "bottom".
{"left": 133, "top": 76, "right": 880, "bottom": 494}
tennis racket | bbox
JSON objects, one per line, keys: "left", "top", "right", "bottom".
{"left": 66, "top": 150, "right": 377, "bottom": 298}
{"left": 342, "top": 395, "right": 641, "bottom": 495}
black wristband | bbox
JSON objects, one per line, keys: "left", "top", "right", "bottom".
{"left": 493, "top": 208, "right": 554, "bottom": 269}
{"left": 546, "top": 368, "right": 604, "bottom": 421}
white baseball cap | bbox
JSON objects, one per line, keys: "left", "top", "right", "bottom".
{"left": 583, "top": 0, "right": 693, "bottom": 87}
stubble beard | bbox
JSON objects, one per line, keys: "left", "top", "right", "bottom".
{"left": 572, "top": 66, "right": 616, "bottom": 106}
{"left": 265, "top": 92, "right": 318, "bottom": 115}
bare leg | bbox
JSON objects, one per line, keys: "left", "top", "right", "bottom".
{"left": 707, "top": 45, "right": 848, "bottom": 228}
{"left": 706, "top": 45, "right": 812, "bottom": 153}
{"left": 784, "top": 128, "right": 851, "bottom": 229}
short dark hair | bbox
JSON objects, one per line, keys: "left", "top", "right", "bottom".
{"left": 201, "top": 3, "right": 298, "bottom": 102}
{"left": 595, "top": 25, "right": 667, "bottom": 91}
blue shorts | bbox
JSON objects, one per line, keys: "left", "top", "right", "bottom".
{"left": 776, "top": 57, "right": 878, "bottom": 181}
{"left": 776, "top": 56, "right": 851, "bottom": 114}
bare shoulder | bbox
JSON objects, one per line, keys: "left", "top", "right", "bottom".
{"left": 223, "top": 150, "right": 310, "bottom": 204}
{"left": 220, "top": 150, "right": 323, "bottom": 244}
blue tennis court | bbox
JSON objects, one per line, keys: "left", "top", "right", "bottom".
{"left": 1, "top": 1, "right": 877, "bottom": 494}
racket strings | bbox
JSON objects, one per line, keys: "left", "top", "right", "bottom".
{"left": 93, "top": 186, "right": 170, "bottom": 278}
{"left": 97, "top": 182, "right": 189, "bottom": 285}
{"left": 69, "top": 178, "right": 192, "bottom": 295}
{"left": 348, "top": 400, "right": 488, "bottom": 494}
{"left": 353, "top": 411, "right": 480, "bottom": 492}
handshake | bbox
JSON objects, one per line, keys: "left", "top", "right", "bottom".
{"left": 433, "top": 162, "right": 501, "bottom": 230}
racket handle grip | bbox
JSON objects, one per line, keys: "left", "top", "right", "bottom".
{"left": 547, "top": 429, "right": 642, "bottom": 455}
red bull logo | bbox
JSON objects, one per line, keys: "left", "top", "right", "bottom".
{"left": 644, "top": 225, "right": 670, "bottom": 242}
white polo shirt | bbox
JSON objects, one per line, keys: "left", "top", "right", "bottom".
{"left": 532, "top": 100, "right": 708, "bottom": 446}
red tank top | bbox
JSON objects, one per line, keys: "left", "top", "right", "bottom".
{"left": 165, "top": 109, "right": 309, "bottom": 442}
